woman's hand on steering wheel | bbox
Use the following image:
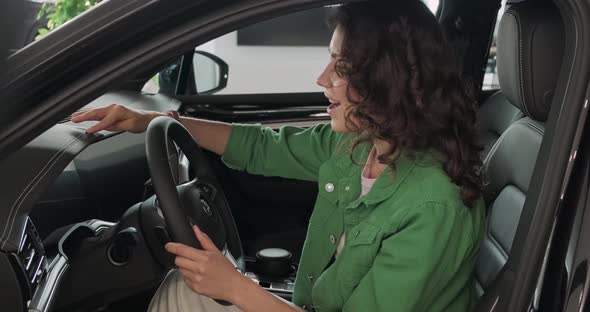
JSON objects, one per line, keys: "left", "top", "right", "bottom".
{"left": 165, "top": 224, "right": 246, "bottom": 303}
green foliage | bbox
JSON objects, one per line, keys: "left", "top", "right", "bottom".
{"left": 36, "top": 0, "right": 99, "bottom": 40}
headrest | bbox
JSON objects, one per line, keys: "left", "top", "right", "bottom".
{"left": 497, "top": 1, "right": 564, "bottom": 122}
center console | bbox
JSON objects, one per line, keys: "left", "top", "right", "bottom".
{"left": 6, "top": 213, "right": 298, "bottom": 311}
{"left": 244, "top": 248, "right": 296, "bottom": 300}
{"left": 25, "top": 203, "right": 166, "bottom": 312}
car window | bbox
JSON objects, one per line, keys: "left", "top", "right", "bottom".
{"left": 482, "top": 0, "right": 508, "bottom": 90}
{"left": 142, "top": 1, "right": 440, "bottom": 95}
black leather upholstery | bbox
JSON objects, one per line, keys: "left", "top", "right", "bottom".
{"left": 0, "top": 125, "right": 103, "bottom": 252}
{"left": 475, "top": 118, "right": 544, "bottom": 296}
{"left": 496, "top": 1, "right": 565, "bottom": 122}
{"left": 474, "top": 1, "right": 564, "bottom": 308}
{"left": 479, "top": 91, "right": 523, "bottom": 157}
{"left": 478, "top": 0, "right": 564, "bottom": 157}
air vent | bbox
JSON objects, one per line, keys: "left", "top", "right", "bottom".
{"left": 17, "top": 218, "right": 47, "bottom": 293}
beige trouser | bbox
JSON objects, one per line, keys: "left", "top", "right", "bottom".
{"left": 148, "top": 270, "right": 305, "bottom": 312}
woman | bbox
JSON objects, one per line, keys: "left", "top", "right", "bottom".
{"left": 72, "top": 0, "right": 485, "bottom": 311}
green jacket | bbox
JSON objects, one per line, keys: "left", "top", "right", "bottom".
{"left": 222, "top": 123, "right": 485, "bottom": 312}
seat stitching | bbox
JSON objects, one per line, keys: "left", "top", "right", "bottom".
{"left": 1, "top": 133, "right": 84, "bottom": 249}
{"left": 514, "top": 10, "right": 531, "bottom": 118}
{"left": 0, "top": 133, "right": 85, "bottom": 249}
{"left": 517, "top": 118, "right": 544, "bottom": 135}
{"left": 483, "top": 129, "right": 508, "bottom": 166}
{"left": 0, "top": 136, "right": 78, "bottom": 245}
{"left": 526, "top": 121, "right": 544, "bottom": 135}
{"left": 532, "top": 120, "right": 544, "bottom": 134}
{"left": 0, "top": 133, "right": 83, "bottom": 249}
{"left": 487, "top": 227, "right": 510, "bottom": 260}
{"left": 514, "top": 118, "right": 543, "bottom": 135}
{"left": 485, "top": 118, "right": 543, "bottom": 177}
{"left": 507, "top": 10, "right": 531, "bottom": 118}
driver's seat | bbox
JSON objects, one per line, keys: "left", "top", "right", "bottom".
{"left": 474, "top": 0, "right": 564, "bottom": 307}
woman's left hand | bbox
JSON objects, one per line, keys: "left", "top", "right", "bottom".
{"left": 164, "top": 225, "right": 244, "bottom": 303}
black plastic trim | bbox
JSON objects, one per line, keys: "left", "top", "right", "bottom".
{"left": 29, "top": 255, "right": 68, "bottom": 312}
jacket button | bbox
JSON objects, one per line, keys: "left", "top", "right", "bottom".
{"left": 329, "top": 234, "right": 336, "bottom": 244}
{"left": 325, "top": 183, "right": 335, "bottom": 192}
{"left": 345, "top": 186, "right": 350, "bottom": 191}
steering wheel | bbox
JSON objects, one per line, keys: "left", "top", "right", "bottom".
{"left": 145, "top": 116, "right": 244, "bottom": 305}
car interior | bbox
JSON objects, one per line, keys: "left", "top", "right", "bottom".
{"left": 474, "top": 0, "right": 564, "bottom": 304}
{"left": 0, "top": 0, "right": 577, "bottom": 311}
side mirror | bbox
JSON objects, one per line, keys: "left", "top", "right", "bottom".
{"left": 157, "top": 50, "right": 229, "bottom": 95}
{"left": 192, "top": 50, "right": 229, "bottom": 95}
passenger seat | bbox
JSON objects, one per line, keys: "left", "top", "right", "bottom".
{"left": 474, "top": 0, "right": 565, "bottom": 301}
{"left": 477, "top": 4, "right": 528, "bottom": 158}
{"left": 479, "top": 92, "right": 523, "bottom": 158}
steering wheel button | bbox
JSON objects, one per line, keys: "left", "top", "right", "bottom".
{"left": 325, "top": 183, "right": 335, "bottom": 193}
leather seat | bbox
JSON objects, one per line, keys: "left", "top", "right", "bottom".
{"left": 474, "top": 0, "right": 564, "bottom": 302}
{"left": 479, "top": 91, "right": 523, "bottom": 158}
{"left": 477, "top": 0, "right": 530, "bottom": 158}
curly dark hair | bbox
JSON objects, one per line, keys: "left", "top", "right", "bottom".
{"left": 330, "top": 0, "right": 483, "bottom": 207}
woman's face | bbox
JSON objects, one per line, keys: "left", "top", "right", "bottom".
{"left": 317, "top": 26, "right": 359, "bottom": 133}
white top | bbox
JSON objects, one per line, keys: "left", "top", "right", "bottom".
{"left": 335, "top": 147, "right": 378, "bottom": 257}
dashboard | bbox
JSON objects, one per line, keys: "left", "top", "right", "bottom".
{"left": 0, "top": 91, "right": 181, "bottom": 312}
{"left": 0, "top": 90, "right": 315, "bottom": 311}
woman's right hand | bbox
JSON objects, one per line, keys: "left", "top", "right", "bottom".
{"left": 70, "top": 104, "right": 165, "bottom": 134}
{"left": 72, "top": 103, "right": 232, "bottom": 156}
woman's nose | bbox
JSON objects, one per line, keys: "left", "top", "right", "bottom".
{"left": 316, "top": 66, "right": 332, "bottom": 88}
